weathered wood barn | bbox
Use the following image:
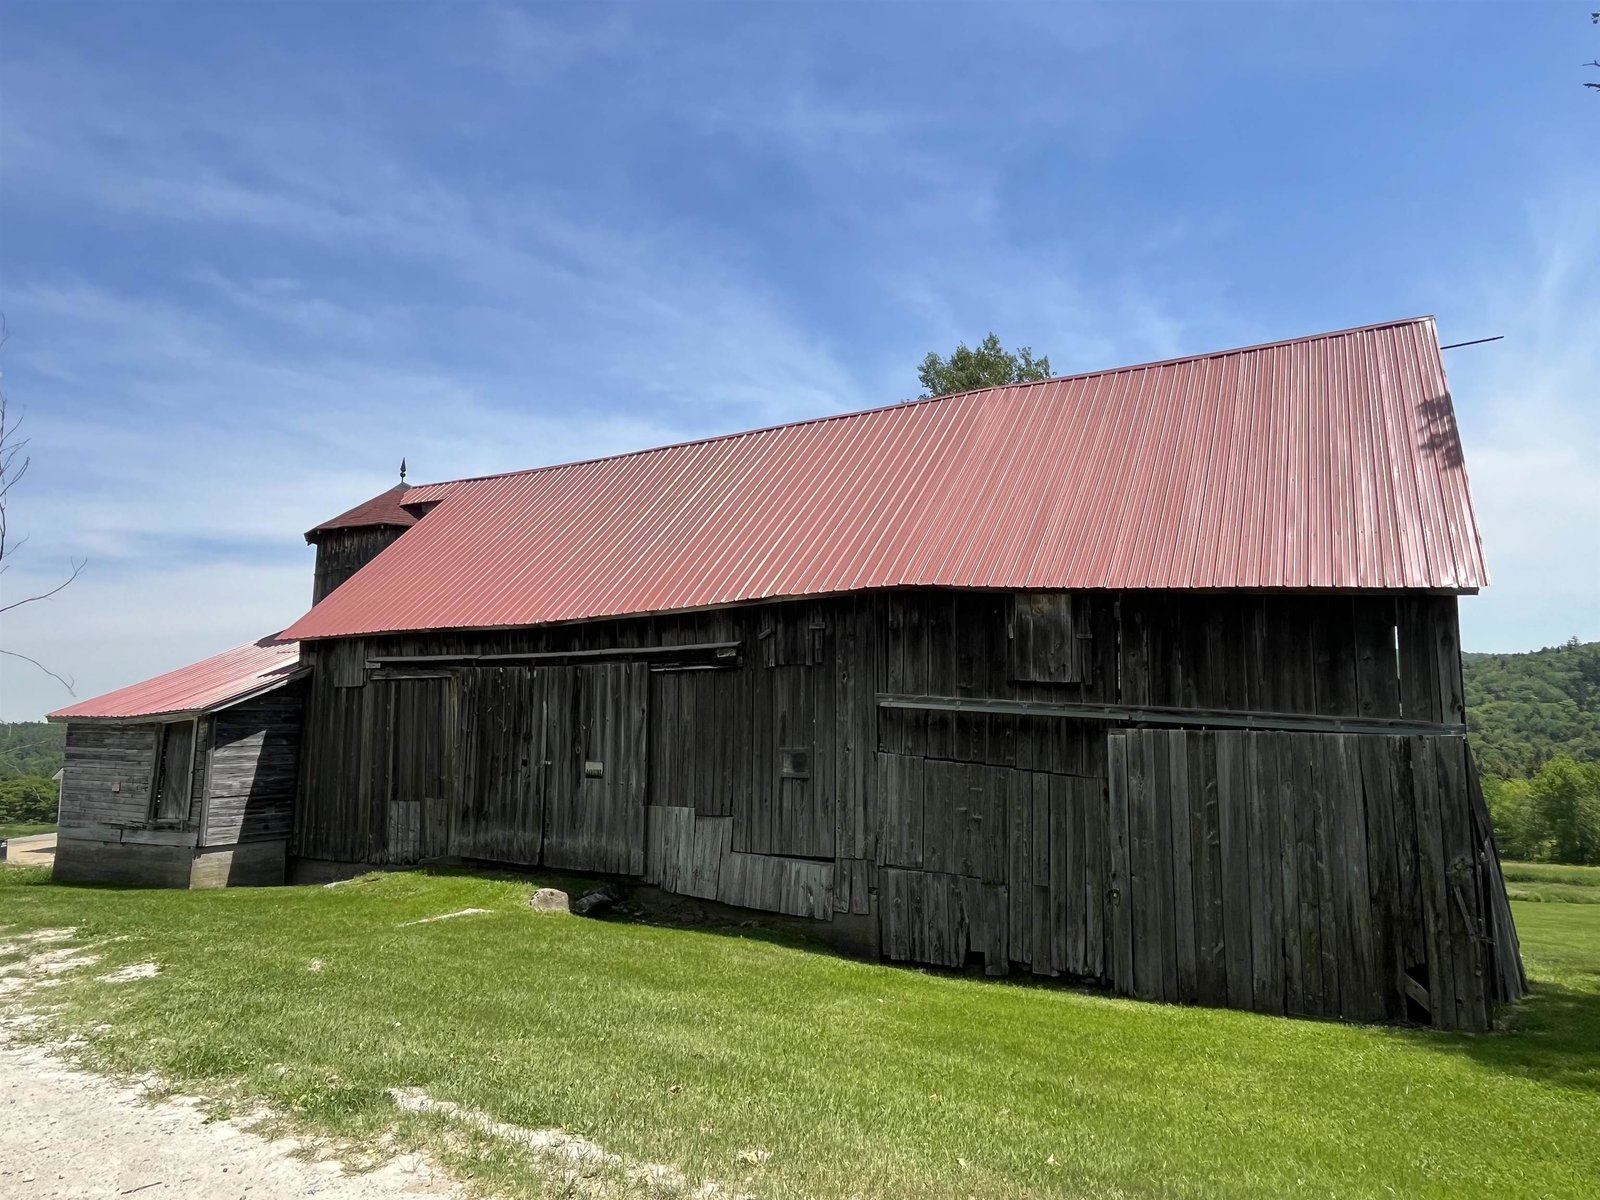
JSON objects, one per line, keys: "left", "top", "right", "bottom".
{"left": 49, "top": 637, "right": 305, "bottom": 886}
{"left": 52, "top": 317, "right": 1523, "bottom": 1029}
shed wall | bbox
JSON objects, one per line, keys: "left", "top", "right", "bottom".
{"left": 55, "top": 686, "right": 303, "bottom": 888}
{"left": 203, "top": 685, "right": 305, "bottom": 847}
{"left": 58, "top": 721, "right": 194, "bottom": 839}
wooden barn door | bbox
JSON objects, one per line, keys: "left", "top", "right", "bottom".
{"left": 541, "top": 662, "right": 649, "bottom": 875}
{"left": 368, "top": 676, "right": 457, "bottom": 864}
{"left": 454, "top": 666, "right": 543, "bottom": 865}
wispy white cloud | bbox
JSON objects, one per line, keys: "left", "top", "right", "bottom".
{"left": 1449, "top": 180, "right": 1600, "bottom": 652}
{"left": 5, "top": 1, "right": 1585, "bottom": 722}
{"left": 465, "top": 3, "right": 639, "bottom": 84}
{"left": 0, "top": 23, "right": 899, "bottom": 716}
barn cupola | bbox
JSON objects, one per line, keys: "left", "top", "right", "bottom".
{"left": 304, "top": 466, "right": 420, "bottom": 604}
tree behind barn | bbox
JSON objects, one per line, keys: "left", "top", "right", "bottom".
{"left": 917, "top": 333, "right": 1053, "bottom": 397}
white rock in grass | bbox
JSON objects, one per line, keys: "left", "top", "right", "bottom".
{"left": 530, "top": 888, "right": 570, "bottom": 914}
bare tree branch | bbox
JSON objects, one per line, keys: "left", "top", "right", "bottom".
{"left": 0, "top": 558, "right": 85, "bottom": 614}
{"left": 0, "top": 649, "right": 75, "bottom": 696}
{"left": 0, "top": 314, "right": 86, "bottom": 696}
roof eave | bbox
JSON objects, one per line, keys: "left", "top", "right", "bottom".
{"left": 47, "top": 665, "right": 309, "bottom": 724}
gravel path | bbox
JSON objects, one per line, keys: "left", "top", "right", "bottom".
{"left": 0, "top": 1008, "right": 461, "bottom": 1200}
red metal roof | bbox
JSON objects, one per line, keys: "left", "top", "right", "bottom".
{"left": 284, "top": 317, "right": 1488, "bottom": 642}
{"left": 305, "top": 483, "right": 417, "bottom": 541}
{"left": 48, "top": 635, "right": 303, "bottom": 721}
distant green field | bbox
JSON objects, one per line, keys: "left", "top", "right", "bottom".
{"left": 1501, "top": 860, "right": 1600, "bottom": 905}
{"left": 1, "top": 868, "right": 1596, "bottom": 1199}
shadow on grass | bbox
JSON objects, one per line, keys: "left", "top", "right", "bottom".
{"left": 1385, "top": 977, "right": 1600, "bottom": 1096}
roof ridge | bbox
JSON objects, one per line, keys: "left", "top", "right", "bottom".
{"left": 406, "top": 314, "right": 1438, "bottom": 495}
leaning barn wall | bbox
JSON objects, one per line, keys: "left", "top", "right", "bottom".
{"left": 57, "top": 722, "right": 164, "bottom": 835}
{"left": 55, "top": 718, "right": 205, "bottom": 886}
{"left": 291, "top": 588, "right": 1520, "bottom": 1029}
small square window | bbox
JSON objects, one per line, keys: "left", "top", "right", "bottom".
{"left": 779, "top": 747, "right": 811, "bottom": 780}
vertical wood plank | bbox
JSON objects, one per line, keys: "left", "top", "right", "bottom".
{"left": 1216, "top": 732, "right": 1255, "bottom": 1010}
{"left": 1357, "top": 734, "right": 1404, "bottom": 1021}
{"left": 1107, "top": 732, "right": 1133, "bottom": 993}
{"left": 1189, "top": 731, "right": 1227, "bottom": 1007}
{"left": 1082, "top": 776, "right": 1107, "bottom": 980}
{"left": 1127, "top": 730, "right": 1162, "bottom": 1000}
{"left": 1166, "top": 730, "right": 1198, "bottom": 1002}
{"left": 1437, "top": 737, "right": 1487, "bottom": 1030}
{"left": 1244, "top": 733, "right": 1284, "bottom": 1014}
{"left": 1411, "top": 735, "right": 1456, "bottom": 1028}
{"left": 1309, "top": 734, "right": 1343, "bottom": 1018}
{"left": 1274, "top": 733, "right": 1306, "bottom": 1016}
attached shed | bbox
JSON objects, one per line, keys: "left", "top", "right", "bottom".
{"left": 273, "top": 316, "right": 1524, "bottom": 1030}
{"left": 48, "top": 636, "right": 306, "bottom": 888}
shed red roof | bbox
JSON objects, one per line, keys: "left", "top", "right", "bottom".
{"left": 284, "top": 317, "right": 1488, "bottom": 642}
{"left": 305, "top": 483, "right": 416, "bottom": 541}
{"left": 48, "top": 636, "right": 303, "bottom": 721}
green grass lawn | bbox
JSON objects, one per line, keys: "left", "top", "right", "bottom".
{"left": 1, "top": 866, "right": 1597, "bottom": 1200}
{"left": 0, "top": 822, "right": 55, "bottom": 841}
{"left": 1501, "top": 860, "right": 1600, "bottom": 905}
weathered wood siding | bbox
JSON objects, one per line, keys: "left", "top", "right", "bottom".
{"left": 311, "top": 527, "right": 406, "bottom": 604}
{"left": 1104, "top": 729, "right": 1519, "bottom": 1029}
{"left": 203, "top": 686, "right": 304, "bottom": 847}
{"left": 292, "top": 586, "right": 1518, "bottom": 1029}
{"left": 59, "top": 721, "right": 176, "bottom": 837}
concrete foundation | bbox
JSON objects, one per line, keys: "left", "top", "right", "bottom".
{"left": 53, "top": 836, "right": 287, "bottom": 888}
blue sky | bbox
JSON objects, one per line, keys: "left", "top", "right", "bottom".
{"left": 1, "top": 1, "right": 1596, "bottom": 719}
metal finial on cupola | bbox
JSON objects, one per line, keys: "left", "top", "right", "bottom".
{"left": 399, "top": 457, "right": 407, "bottom": 483}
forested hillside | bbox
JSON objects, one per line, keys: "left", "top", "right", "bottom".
{"left": 1464, "top": 638, "right": 1600, "bottom": 778}
{"left": 0, "top": 721, "right": 66, "bottom": 779}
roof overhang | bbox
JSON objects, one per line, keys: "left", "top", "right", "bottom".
{"left": 46, "top": 665, "right": 310, "bottom": 724}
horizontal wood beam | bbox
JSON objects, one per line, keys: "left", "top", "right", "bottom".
{"left": 876, "top": 693, "right": 1465, "bottom": 736}
{"left": 367, "top": 640, "right": 741, "bottom": 669}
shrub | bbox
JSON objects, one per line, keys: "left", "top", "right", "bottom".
{"left": 0, "top": 775, "right": 58, "bottom": 825}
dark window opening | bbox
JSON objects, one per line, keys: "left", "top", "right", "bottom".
{"left": 779, "top": 747, "right": 811, "bottom": 780}
{"left": 150, "top": 720, "right": 195, "bottom": 823}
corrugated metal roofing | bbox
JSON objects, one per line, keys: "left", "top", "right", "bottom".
{"left": 284, "top": 317, "right": 1488, "bottom": 642}
{"left": 48, "top": 636, "right": 303, "bottom": 721}
{"left": 305, "top": 483, "right": 417, "bottom": 540}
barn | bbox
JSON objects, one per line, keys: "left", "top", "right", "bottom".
{"left": 50, "top": 316, "right": 1524, "bottom": 1029}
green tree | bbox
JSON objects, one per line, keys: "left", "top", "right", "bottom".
{"left": 918, "top": 333, "right": 1053, "bottom": 397}
{"left": 0, "top": 721, "right": 66, "bottom": 779}
{"left": 1528, "top": 756, "right": 1600, "bottom": 865}
{"left": 1483, "top": 774, "right": 1538, "bottom": 860}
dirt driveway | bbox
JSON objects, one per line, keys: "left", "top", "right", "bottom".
{"left": 0, "top": 1031, "right": 462, "bottom": 1199}
{"left": 0, "top": 926, "right": 462, "bottom": 1200}
{"left": 2, "top": 833, "right": 56, "bottom": 869}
